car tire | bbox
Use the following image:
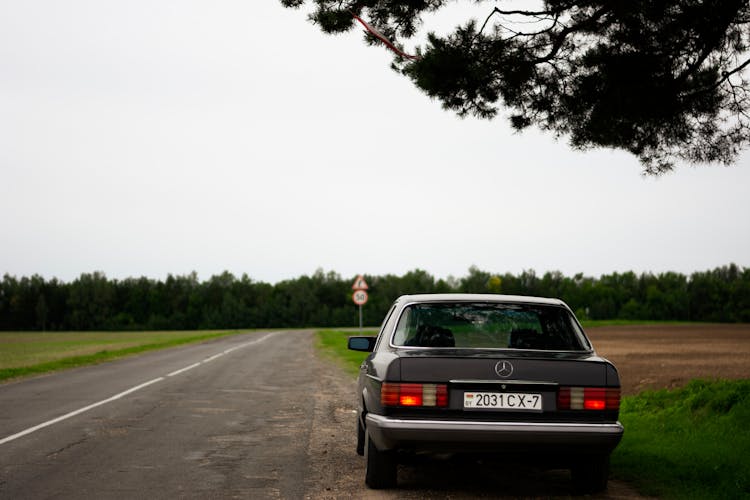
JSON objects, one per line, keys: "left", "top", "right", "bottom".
{"left": 364, "top": 431, "right": 397, "bottom": 489}
{"left": 356, "top": 415, "right": 365, "bottom": 456}
{"left": 571, "top": 454, "right": 609, "bottom": 494}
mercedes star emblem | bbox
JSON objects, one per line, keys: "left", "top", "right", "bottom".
{"left": 495, "top": 360, "right": 514, "bottom": 378}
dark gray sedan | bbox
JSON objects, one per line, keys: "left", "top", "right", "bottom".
{"left": 348, "top": 294, "right": 623, "bottom": 492}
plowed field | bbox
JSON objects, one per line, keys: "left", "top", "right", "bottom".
{"left": 586, "top": 324, "right": 750, "bottom": 395}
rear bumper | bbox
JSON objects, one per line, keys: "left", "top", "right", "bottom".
{"left": 365, "top": 413, "right": 624, "bottom": 453}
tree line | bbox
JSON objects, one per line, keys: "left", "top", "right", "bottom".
{"left": 1, "top": 264, "right": 748, "bottom": 331}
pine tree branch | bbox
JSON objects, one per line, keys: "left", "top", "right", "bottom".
{"left": 493, "top": 9, "right": 555, "bottom": 17}
{"left": 683, "top": 56, "right": 750, "bottom": 98}
{"left": 720, "top": 57, "right": 750, "bottom": 83}
{"left": 477, "top": 7, "right": 502, "bottom": 37}
{"left": 533, "top": 5, "right": 612, "bottom": 64}
{"left": 478, "top": 6, "right": 565, "bottom": 39}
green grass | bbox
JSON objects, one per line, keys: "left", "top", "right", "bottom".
{"left": 612, "top": 379, "right": 750, "bottom": 499}
{"left": 0, "top": 330, "right": 252, "bottom": 382}
{"left": 316, "top": 329, "right": 375, "bottom": 376}
{"left": 314, "top": 329, "right": 749, "bottom": 499}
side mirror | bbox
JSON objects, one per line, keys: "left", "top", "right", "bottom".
{"left": 348, "top": 336, "right": 377, "bottom": 352}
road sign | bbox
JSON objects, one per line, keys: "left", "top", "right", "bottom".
{"left": 352, "top": 275, "right": 369, "bottom": 333}
{"left": 352, "top": 290, "right": 368, "bottom": 306}
{"left": 352, "top": 275, "right": 369, "bottom": 291}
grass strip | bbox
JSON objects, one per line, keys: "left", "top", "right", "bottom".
{"left": 316, "top": 329, "right": 374, "bottom": 377}
{"left": 0, "top": 330, "right": 248, "bottom": 382}
{"left": 613, "top": 379, "right": 750, "bottom": 499}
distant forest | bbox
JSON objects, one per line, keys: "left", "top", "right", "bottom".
{"left": 1, "top": 264, "right": 749, "bottom": 331}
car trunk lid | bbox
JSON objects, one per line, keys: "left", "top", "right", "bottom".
{"left": 390, "top": 349, "right": 619, "bottom": 422}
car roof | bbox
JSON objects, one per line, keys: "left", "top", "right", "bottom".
{"left": 394, "top": 293, "right": 568, "bottom": 308}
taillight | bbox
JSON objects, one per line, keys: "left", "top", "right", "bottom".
{"left": 381, "top": 383, "right": 448, "bottom": 407}
{"left": 397, "top": 384, "right": 423, "bottom": 406}
{"left": 558, "top": 387, "right": 620, "bottom": 410}
{"left": 584, "top": 388, "right": 607, "bottom": 410}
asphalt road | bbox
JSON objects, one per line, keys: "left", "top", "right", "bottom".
{"left": 1, "top": 329, "right": 645, "bottom": 500}
{"left": 0, "top": 330, "right": 319, "bottom": 499}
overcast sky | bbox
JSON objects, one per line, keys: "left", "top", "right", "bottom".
{"left": 2, "top": 1, "right": 749, "bottom": 284}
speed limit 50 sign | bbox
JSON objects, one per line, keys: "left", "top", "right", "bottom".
{"left": 352, "top": 290, "right": 368, "bottom": 306}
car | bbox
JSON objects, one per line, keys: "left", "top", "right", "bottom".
{"left": 348, "top": 294, "right": 624, "bottom": 492}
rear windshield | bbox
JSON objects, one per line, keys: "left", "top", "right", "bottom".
{"left": 391, "top": 302, "right": 590, "bottom": 351}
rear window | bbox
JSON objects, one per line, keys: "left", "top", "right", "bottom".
{"left": 391, "top": 302, "right": 590, "bottom": 351}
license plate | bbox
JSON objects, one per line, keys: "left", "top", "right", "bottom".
{"left": 463, "top": 392, "right": 543, "bottom": 411}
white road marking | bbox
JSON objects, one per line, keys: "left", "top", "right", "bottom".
{"left": 0, "top": 331, "right": 281, "bottom": 446}
{"left": 0, "top": 377, "right": 164, "bottom": 446}
{"left": 203, "top": 353, "right": 225, "bottom": 363}
{"left": 166, "top": 362, "right": 201, "bottom": 377}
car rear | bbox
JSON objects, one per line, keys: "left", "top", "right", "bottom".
{"left": 367, "top": 351, "right": 622, "bottom": 455}
{"left": 353, "top": 294, "right": 624, "bottom": 492}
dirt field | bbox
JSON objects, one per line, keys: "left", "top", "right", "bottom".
{"left": 586, "top": 324, "right": 750, "bottom": 395}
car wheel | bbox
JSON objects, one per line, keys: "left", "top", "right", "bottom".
{"left": 571, "top": 454, "right": 609, "bottom": 494}
{"left": 356, "top": 415, "right": 365, "bottom": 456}
{"left": 364, "top": 431, "right": 397, "bottom": 489}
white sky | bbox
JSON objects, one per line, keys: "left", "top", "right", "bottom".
{"left": 1, "top": 1, "right": 749, "bottom": 284}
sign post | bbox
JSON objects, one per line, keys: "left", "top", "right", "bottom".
{"left": 352, "top": 275, "right": 369, "bottom": 333}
